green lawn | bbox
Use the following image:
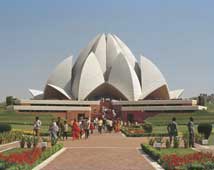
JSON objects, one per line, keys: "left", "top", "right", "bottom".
{"left": 159, "top": 148, "right": 196, "bottom": 157}
{"left": 0, "top": 110, "right": 54, "bottom": 133}
{"left": 207, "top": 103, "right": 214, "bottom": 112}
{"left": 0, "top": 110, "right": 54, "bottom": 126}
{"left": 146, "top": 111, "right": 214, "bottom": 126}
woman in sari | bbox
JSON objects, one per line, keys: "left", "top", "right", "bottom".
{"left": 72, "top": 119, "right": 80, "bottom": 140}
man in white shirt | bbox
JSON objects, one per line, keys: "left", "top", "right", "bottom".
{"left": 33, "top": 116, "right": 42, "bottom": 137}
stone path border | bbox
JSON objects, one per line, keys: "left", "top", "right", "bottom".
{"left": 137, "top": 148, "right": 164, "bottom": 170}
{"left": 0, "top": 141, "right": 19, "bottom": 148}
{"left": 32, "top": 147, "right": 67, "bottom": 170}
{"left": 0, "top": 147, "right": 15, "bottom": 153}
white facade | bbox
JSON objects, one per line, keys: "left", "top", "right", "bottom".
{"left": 29, "top": 33, "right": 184, "bottom": 101}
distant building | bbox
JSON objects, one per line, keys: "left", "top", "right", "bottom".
{"left": 12, "top": 33, "right": 206, "bottom": 122}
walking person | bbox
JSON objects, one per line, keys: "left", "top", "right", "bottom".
{"left": 56, "top": 117, "right": 63, "bottom": 140}
{"left": 98, "top": 118, "right": 103, "bottom": 134}
{"left": 167, "top": 117, "right": 178, "bottom": 145}
{"left": 187, "top": 117, "right": 195, "bottom": 148}
{"left": 72, "top": 119, "right": 80, "bottom": 140}
{"left": 83, "top": 118, "right": 90, "bottom": 139}
{"left": 62, "top": 120, "right": 68, "bottom": 140}
{"left": 49, "top": 119, "right": 59, "bottom": 145}
{"left": 33, "top": 116, "right": 42, "bottom": 138}
{"left": 90, "top": 120, "right": 95, "bottom": 134}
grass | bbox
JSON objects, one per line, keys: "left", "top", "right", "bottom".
{"left": 207, "top": 103, "right": 214, "bottom": 112}
{"left": 146, "top": 111, "right": 214, "bottom": 126}
{"left": 152, "top": 125, "right": 189, "bottom": 134}
{"left": 0, "top": 109, "right": 54, "bottom": 134}
{"left": 159, "top": 148, "right": 196, "bottom": 157}
{"left": 0, "top": 110, "right": 54, "bottom": 125}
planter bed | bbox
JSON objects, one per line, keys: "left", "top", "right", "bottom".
{"left": 0, "top": 143, "right": 63, "bottom": 170}
{"left": 141, "top": 144, "right": 214, "bottom": 170}
{"left": 121, "top": 128, "right": 168, "bottom": 137}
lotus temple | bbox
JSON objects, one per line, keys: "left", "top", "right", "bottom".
{"left": 13, "top": 33, "right": 206, "bottom": 122}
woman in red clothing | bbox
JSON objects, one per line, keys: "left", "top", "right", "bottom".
{"left": 72, "top": 119, "right": 80, "bottom": 140}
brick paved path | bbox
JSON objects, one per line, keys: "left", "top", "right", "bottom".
{"left": 42, "top": 133, "right": 155, "bottom": 170}
{"left": 0, "top": 141, "right": 19, "bottom": 152}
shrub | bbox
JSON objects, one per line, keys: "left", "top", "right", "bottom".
{"left": 165, "top": 139, "right": 170, "bottom": 148}
{"left": 20, "top": 136, "right": 25, "bottom": 148}
{"left": 142, "top": 123, "right": 153, "bottom": 133}
{"left": 0, "top": 123, "right": 11, "bottom": 133}
{"left": 6, "top": 96, "right": 13, "bottom": 106}
{"left": 197, "top": 123, "right": 212, "bottom": 139}
{"left": 183, "top": 131, "right": 189, "bottom": 148}
{"left": 141, "top": 144, "right": 160, "bottom": 161}
{"left": 195, "top": 131, "right": 203, "bottom": 144}
{"left": 149, "top": 138, "right": 155, "bottom": 146}
{"left": 173, "top": 137, "right": 180, "bottom": 148}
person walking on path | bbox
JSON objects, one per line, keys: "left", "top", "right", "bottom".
{"left": 90, "top": 120, "right": 95, "bottom": 134}
{"left": 49, "top": 119, "right": 59, "bottom": 145}
{"left": 62, "top": 120, "right": 68, "bottom": 140}
{"left": 72, "top": 119, "right": 80, "bottom": 140}
{"left": 83, "top": 118, "right": 90, "bottom": 139}
{"left": 187, "top": 117, "right": 195, "bottom": 148}
{"left": 98, "top": 118, "right": 103, "bottom": 134}
{"left": 33, "top": 116, "right": 42, "bottom": 138}
{"left": 56, "top": 117, "right": 63, "bottom": 140}
{"left": 167, "top": 117, "right": 178, "bottom": 145}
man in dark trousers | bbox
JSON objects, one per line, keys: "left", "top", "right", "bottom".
{"left": 83, "top": 118, "right": 90, "bottom": 139}
{"left": 167, "top": 117, "right": 178, "bottom": 145}
{"left": 187, "top": 117, "right": 195, "bottom": 148}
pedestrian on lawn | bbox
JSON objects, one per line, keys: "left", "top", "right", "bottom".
{"left": 167, "top": 117, "right": 178, "bottom": 145}
{"left": 33, "top": 116, "right": 42, "bottom": 138}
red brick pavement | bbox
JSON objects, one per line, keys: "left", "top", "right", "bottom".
{"left": 42, "top": 133, "right": 155, "bottom": 170}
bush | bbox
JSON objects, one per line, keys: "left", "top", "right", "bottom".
{"left": 141, "top": 144, "right": 161, "bottom": 161}
{"left": 142, "top": 123, "right": 153, "bottom": 133}
{"left": 197, "top": 123, "right": 212, "bottom": 139}
{"left": 6, "top": 96, "right": 14, "bottom": 106}
{"left": 0, "top": 123, "right": 11, "bottom": 133}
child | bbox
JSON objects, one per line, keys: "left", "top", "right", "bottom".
{"left": 62, "top": 120, "right": 68, "bottom": 140}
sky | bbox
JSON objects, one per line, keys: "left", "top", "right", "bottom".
{"left": 0, "top": 0, "right": 213, "bottom": 102}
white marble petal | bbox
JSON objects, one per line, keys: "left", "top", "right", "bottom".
{"left": 170, "top": 89, "right": 184, "bottom": 99}
{"left": 140, "top": 55, "right": 169, "bottom": 99}
{"left": 47, "top": 84, "right": 72, "bottom": 99}
{"left": 78, "top": 52, "right": 105, "bottom": 100}
{"left": 46, "top": 56, "right": 73, "bottom": 97}
{"left": 72, "top": 34, "right": 101, "bottom": 99}
{"left": 108, "top": 53, "right": 142, "bottom": 101}
{"left": 92, "top": 34, "right": 106, "bottom": 73}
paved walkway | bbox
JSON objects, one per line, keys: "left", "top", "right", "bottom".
{"left": 0, "top": 141, "right": 19, "bottom": 152}
{"left": 42, "top": 133, "right": 155, "bottom": 170}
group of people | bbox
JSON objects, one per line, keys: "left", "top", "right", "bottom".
{"left": 33, "top": 116, "right": 121, "bottom": 142}
{"left": 167, "top": 117, "right": 195, "bottom": 147}
{"left": 72, "top": 117, "right": 121, "bottom": 140}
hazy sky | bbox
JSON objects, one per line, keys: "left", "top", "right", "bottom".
{"left": 0, "top": 0, "right": 213, "bottom": 102}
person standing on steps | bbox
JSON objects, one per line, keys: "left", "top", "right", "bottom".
{"left": 167, "top": 117, "right": 178, "bottom": 145}
{"left": 187, "top": 117, "right": 195, "bottom": 148}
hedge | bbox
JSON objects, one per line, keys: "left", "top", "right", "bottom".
{"left": 141, "top": 144, "right": 161, "bottom": 161}
{"left": 0, "top": 123, "right": 11, "bottom": 133}
{"left": 121, "top": 128, "right": 168, "bottom": 137}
